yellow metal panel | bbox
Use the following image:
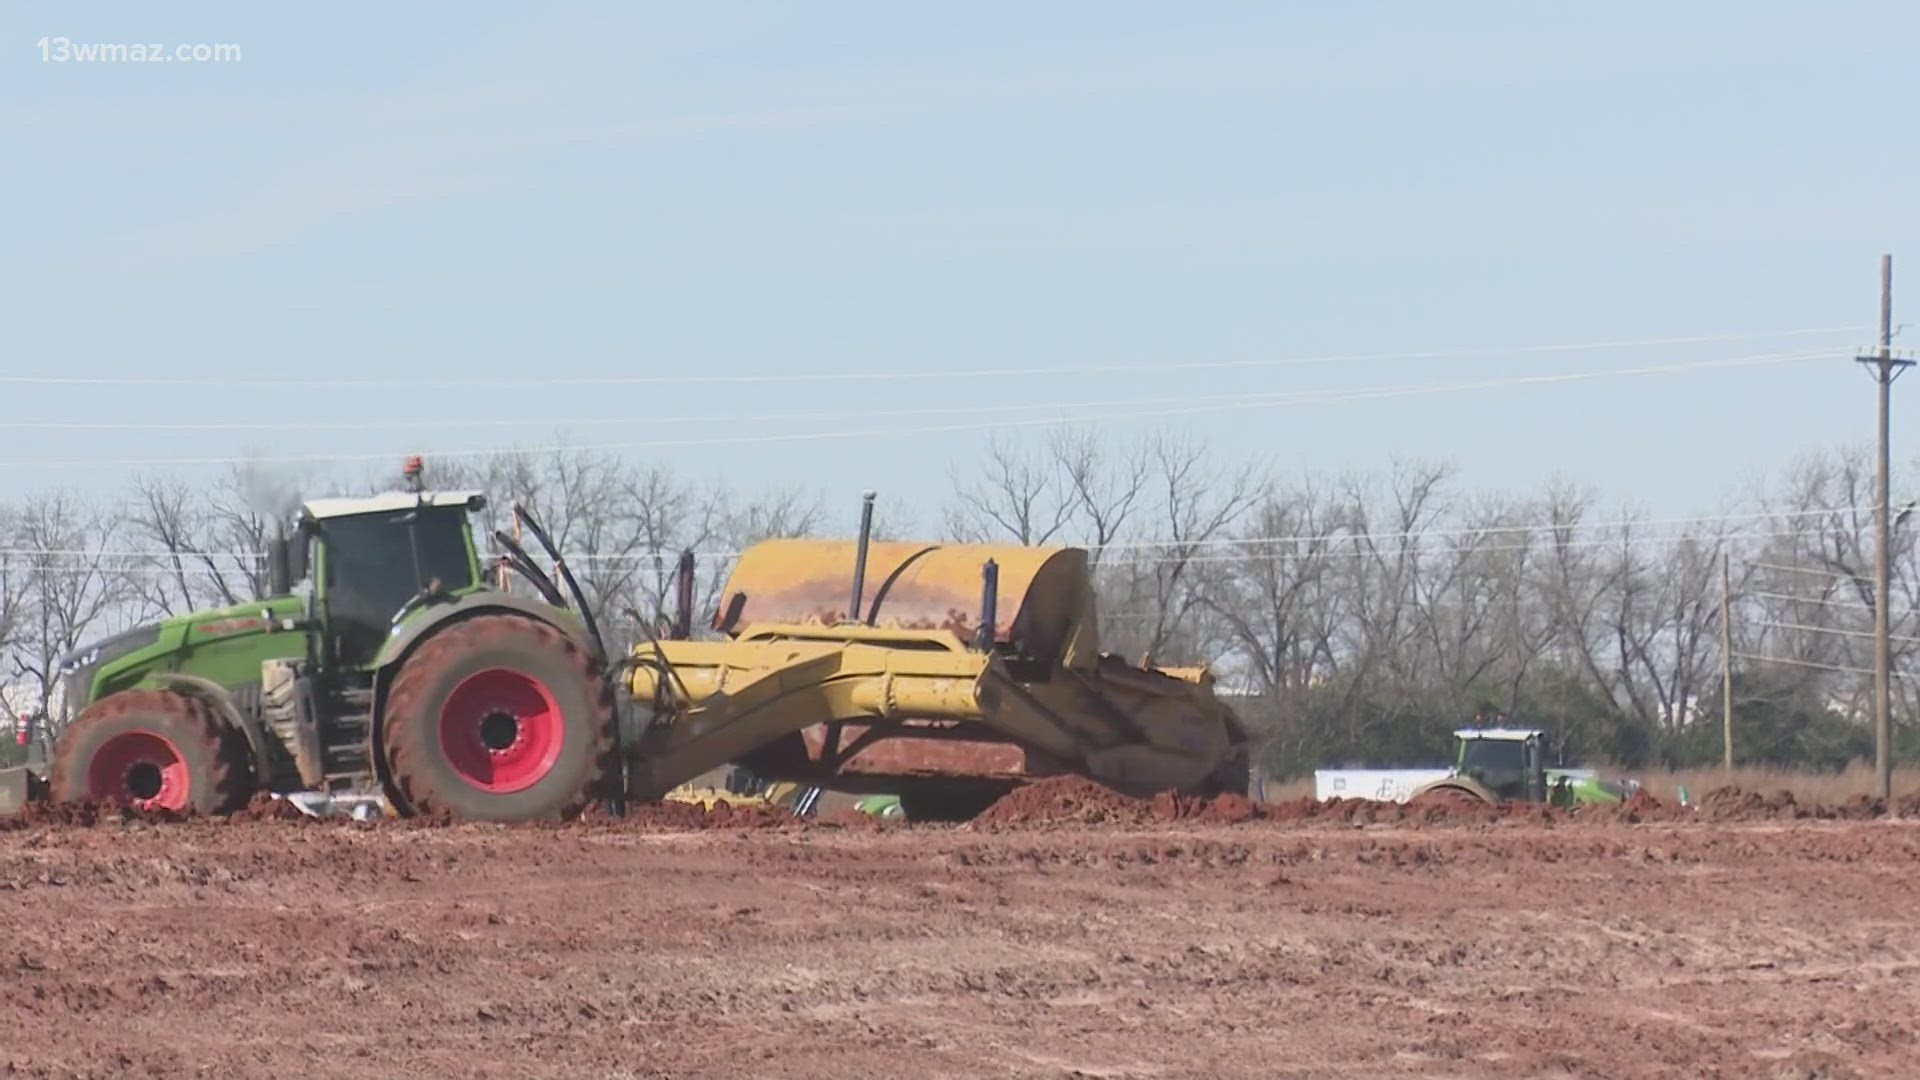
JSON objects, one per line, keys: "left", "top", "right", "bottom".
{"left": 714, "top": 540, "right": 1096, "bottom": 657}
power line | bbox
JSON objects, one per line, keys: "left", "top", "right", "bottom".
{"left": 1082, "top": 525, "right": 1856, "bottom": 568}
{"left": 1755, "top": 620, "right": 1920, "bottom": 646}
{"left": 0, "top": 347, "right": 1833, "bottom": 434}
{"left": 0, "top": 508, "right": 1873, "bottom": 563}
{"left": 0, "top": 326, "right": 1867, "bottom": 390}
{"left": 0, "top": 349, "right": 1836, "bottom": 470}
{"left": 1733, "top": 652, "right": 1920, "bottom": 682}
{"left": 5, "top": 523, "right": 1898, "bottom": 580}
{"left": 1082, "top": 504, "right": 1859, "bottom": 554}
{"left": 1751, "top": 561, "right": 1865, "bottom": 581}
{"left": 1746, "top": 590, "right": 1878, "bottom": 612}
{"left": 0, "top": 483, "right": 1853, "bottom": 566}
{"left": 0, "top": 385, "right": 1502, "bottom": 432}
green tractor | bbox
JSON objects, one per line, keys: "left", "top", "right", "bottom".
{"left": 1408, "top": 728, "right": 1638, "bottom": 808}
{"left": 1, "top": 462, "right": 619, "bottom": 823}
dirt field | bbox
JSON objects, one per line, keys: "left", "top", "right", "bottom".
{"left": 1, "top": 793, "right": 1917, "bottom": 1080}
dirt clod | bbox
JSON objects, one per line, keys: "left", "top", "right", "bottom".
{"left": 236, "top": 791, "right": 309, "bottom": 822}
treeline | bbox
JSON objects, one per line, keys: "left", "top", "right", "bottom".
{"left": 3, "top": 433, "right": 1918, "bottom": 777}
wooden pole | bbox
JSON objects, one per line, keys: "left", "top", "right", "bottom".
{"left": 1721, "top": 552, "right": 1735, "bottom": 770}
{"left": 1856, "top": 254, "right": 1909, "bottom": 802}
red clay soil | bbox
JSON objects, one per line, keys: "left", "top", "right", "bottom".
{"left": 1621, "top": 786, "right": 1664, "bottom": 812}
{"left": 975, "top": 779, "right": 1920, "bottom": 830}
{"left": 2, "top": 810, "right": 1918, "bottom": 1079}
{"left": 973, "top": 778, "right": 1276, "bottom": 828}
{"left": 235, "top": 792, "right": 310, "bottom": 822}
{"left": 587, "top": 798, "right": 799, "bottom": 831}
{"left": 972, "top": 775, "right": 1159, "bottom": 827}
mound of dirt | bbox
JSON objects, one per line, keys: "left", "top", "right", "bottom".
{"left": 973, "top": 777, "right": 1157, "bottom": 827}
{"left": 235, "top": 792, "right": 310, "bottom": 822}
{"left": 1698, "top": 786, "right": 1806, "bottom": 821}
{"left": 1830, "top": 795, "right": 1889, "bottom": 821}
{"left": 0, "top": 798, "right": 200, "bottom": 831}
{"left": 0, "top": 800, "right": 103, "bottom": 830}
{"left": 981, "top": 780, "right": 1296, "bottom": 828}
{"left": 579, "top": 799, "right": 798, "bottom": 831}
{"left": 1621, "top": 787, "right": 1663, "bottom": 812}
{"left": 1268, "top": 795, "right": 1492, "bottom": 826}
{"left": 1148, "top": 790, "right": 1263, "bottom": 824}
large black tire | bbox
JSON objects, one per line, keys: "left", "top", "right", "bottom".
{"left": 1199, "top": 751, "right": 1254, "bottom": 799}
{"left": 50, "top": 689, "right": 255, "bottom": 814}
{"left": 382, "top": 615, "right": 613, "bottom": 822}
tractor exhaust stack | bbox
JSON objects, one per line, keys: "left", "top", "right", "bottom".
{"left": 848, "top": 491, "right": 877, "bottom": 625}
{"left": 974, "top": 558, "right": 999, "bottom": 650}
{"left": 671, "top": 550, "right": 695, "bottom": 640}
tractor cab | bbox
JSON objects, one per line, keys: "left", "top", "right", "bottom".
{"left": 276, "top": 489, "right": 490, "bottom": 669}
{"left": 1453, "top": 728, "right": 1553, "bottom": 804}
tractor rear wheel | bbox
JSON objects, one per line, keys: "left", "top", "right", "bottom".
{"left": 50, "top": 689, "right": 254, "bottom": 814}
{"left": 1408, "top": 782, "right": 1489, "bottom": 809}
{"left": 382, "top": 615, "right": 613, "bottom": 822}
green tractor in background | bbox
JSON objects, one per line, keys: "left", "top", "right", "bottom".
{"left": 853, "top": 794, "right": 905, "bottom": 819}
{"left": 1, "top": 460, "right": 619, "bottom": 823}
{"left": 1408, "top": 728, "right": 1639, "bottom": 808}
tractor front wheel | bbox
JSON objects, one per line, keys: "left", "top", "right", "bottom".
{"left": 382, "top": 615, "right": 613, "bottom": 822}
{"left": 50, "top": 689, "right": 255, "bottom": 814}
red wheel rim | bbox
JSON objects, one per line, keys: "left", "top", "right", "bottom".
{"left": 87, "top": 732, "right": 191, "bottom": 811}
{"left": 436, "top": 668, "right": 565, "bottom": 793}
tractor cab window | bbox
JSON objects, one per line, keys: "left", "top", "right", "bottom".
{"left": 1461, "top": 738, "right": 1526, "bottom": 776}
{"left": 320, "top": 506, "right": 476, "bottom": 666}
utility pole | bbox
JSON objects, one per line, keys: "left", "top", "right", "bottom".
{"left": 1721, "top": 552, "right": 1734, "bottom": 771}
{"left": 1857, "top": 254, "right": 1911, "bottom": 802}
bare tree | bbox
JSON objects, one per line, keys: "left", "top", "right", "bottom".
{"left": 1207, "top": 479, "right": 1349, "bottom": 696}
{"left": 1743, "top": 452, "right": 1920, "bottom": 721}
{"left": 1338, "top": 463, "right": 1451, "bottom": 714}
{"left": 10, "top": 496, "right": 127, "bottom": 724}
{"left": 1405, "top": 498, "right": 1527, "bottom": 720}
{"left": 123, "top": 473, "right": 278, "bottom": 618}
{"left": 1097, "top": 432, "right": 1260, "bottom": 664}
{"left": 0, "top": 503, "right": 25, "bottom": 716}
{"left": 1051, "top": 430, "right": 1151, "bottom": 562}
{"left": 437, "top": 449, "right": 827, "bottom": 645}
{"left": 945, "top": 433, "right": 1078, "bottom": 544}
{"left": 1486, "top": 502, "right": 1557, "bottom": 718}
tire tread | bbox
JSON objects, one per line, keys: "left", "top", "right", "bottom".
{"left": 382, "top": 615, "right": 613, "bottom": 820}
{"left": 50, "top": 688, "right": 253, "bottom": 813}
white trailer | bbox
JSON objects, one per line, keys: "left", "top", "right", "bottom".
{"left": 1313, "top": 767, "right": 1452, "bottom": 803}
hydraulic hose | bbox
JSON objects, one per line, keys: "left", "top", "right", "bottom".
{"left": 512, "top": 504, "right": 610, "bottom": 671}
{"left": 491, "top": 530, "right": 568, "bottom": 608}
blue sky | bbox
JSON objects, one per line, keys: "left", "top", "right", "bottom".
{"left": 4, "top": 1, "right": 1917, "bottom": 526}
